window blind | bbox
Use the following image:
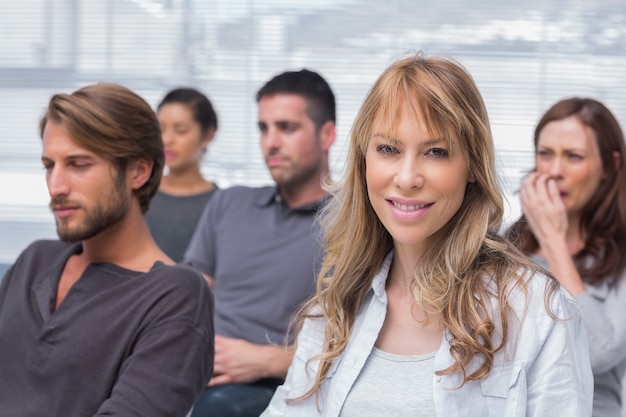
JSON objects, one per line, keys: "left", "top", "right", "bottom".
{"left": 1, "top": 0, "right": 625, "bottom": 264}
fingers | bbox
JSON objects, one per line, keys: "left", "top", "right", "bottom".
{"left": 211, "top": 336, "right": 244, "bottom": 383}
{"left": 519, "top": 171, "right": 569, "bottom": 243}
{"left": 209, "top": 353, "right": 232, "bottom": 387}
{"left": 546, "top": 177, "right": 566, "bottom": 212}
{"left": 214, "top": 334, "right": 227, "bottom": 347}
{"left": 520, "top": 172, "right": 540, "bottom": 215}
{"left": 208, "top": 373, "right": 232, "bottom": 387}
{"left": 209, "top": 336, "right": 259, "bottom": 386}
{"left": 212, "top": 336, "right": 230, "bottom": 376}
{"left": 521, "top": 172, "right": 560, "bottom": 213}
{"left": 534, "top": 174, "right": 552, "bottom": 204}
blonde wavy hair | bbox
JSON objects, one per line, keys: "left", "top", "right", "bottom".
{"left": 291, "top": 53, "right": 557, "bottom": 402}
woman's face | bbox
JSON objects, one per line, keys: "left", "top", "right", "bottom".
{"left": 535, "top": 116, "right": 603, "bottom": 218}
{"left": 158, "top": 103, "right": 211, "bottom": 173}
{"left": 365, "top": 106, "right": 472, "bottom": 256}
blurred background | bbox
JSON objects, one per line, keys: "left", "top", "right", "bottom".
{"left": 2, "top": 0, "right": 626, "bottom": 267}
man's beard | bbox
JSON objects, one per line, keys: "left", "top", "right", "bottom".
{"left": 53, "top": 175, "right": 130, "bottom": 242}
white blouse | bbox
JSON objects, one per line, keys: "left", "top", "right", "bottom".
{"left": 262, "top": 251, "right": 593, "bottom": 417}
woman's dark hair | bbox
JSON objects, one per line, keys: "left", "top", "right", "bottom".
{"left": 157, "top": 87, "right": 218, "bottom": 134}
{"left": 506, "top": 97, "right": 626, "bottom": 284}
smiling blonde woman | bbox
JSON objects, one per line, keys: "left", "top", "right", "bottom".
{"left": 261, "top": 54, "right": 593, "bottom": 417}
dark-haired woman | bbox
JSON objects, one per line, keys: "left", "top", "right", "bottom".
{"left": 146, "top": 87, "right": 219, "bottom": 262}
{"left": 507, "top": 97, "right": 626, "bottom": 417}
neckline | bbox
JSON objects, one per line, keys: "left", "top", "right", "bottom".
{"left": 372, "top": 346, "right": 437, "bottom": 362}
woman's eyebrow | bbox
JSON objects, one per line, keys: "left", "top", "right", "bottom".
{"left": 371, "top": 134, "right": 450, "bottom": 147}
{"left": 421, "top": 138, "right": 445, "bottom": 147}
{"left": 371, "top": 133, "right": 401, "bottom": 146}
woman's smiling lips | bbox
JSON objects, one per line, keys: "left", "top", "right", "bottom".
{"left": 386, "top": 198, "right": 433, "bottom": 221}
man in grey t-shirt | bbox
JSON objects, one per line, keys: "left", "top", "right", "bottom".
{"left": 0, "top": 83, "right": 213, "bottom": 417}
{"left": 185, "top": 69, "right": 336, "bottom": 417}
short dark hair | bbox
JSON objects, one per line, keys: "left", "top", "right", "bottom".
{"left": 256, "top": 69, "right": 336, "bottom": 130}
{"left": 157, "top": 87, "right": 218, "bottom": 134}
{"left": 39, "top": 83, "right": 163, "bottom": 214}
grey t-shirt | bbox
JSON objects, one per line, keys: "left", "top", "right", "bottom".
{"left": 0, "top": 239, "right": 214, "bottom": 416}
{"left": 184, "top": 185, "right": 326, "bottom": 346}
{"left": 146, "top": 188, "right": 218, "bottom": 263}
{"left": 340, "top": 348, "right": 437, "bottom": 417}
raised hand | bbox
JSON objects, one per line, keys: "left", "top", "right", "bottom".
{"left": 520, "top": 171, "right": 568, "bottom": 247}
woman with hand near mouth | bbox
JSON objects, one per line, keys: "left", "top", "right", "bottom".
{"left": 146, "top": 87, "right": 219, "bottom": 263}
{"left": 507, "top": 97, "right": 626, "bottom": 417}
{"left": 261, "top": 54, "right": 593, "bottom": 417}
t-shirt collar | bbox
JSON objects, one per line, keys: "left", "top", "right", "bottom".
{"left": 255, "top": 186, "right": 330, "bottom": 212}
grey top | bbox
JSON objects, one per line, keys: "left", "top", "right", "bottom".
{"left": 146, "top": 188, "right": 218, "bottom": 263}
{"left": 533, "top": 255, "right": 626, "bottom": 417}
{"left": 0, "top": 240, "right": 214, "bottom": 417}
{"left": 184, "top": 185, "right": 327, "bottom": 345}
{"left": 340, "top": 348, "right": 437, "bottom": 417}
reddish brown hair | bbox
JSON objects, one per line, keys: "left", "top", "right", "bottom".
{"left": 507, "top": 97, "right": 626, "bottom": 284}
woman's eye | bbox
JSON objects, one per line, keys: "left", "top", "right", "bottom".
{"left": 376, "top": 144, "right": 397, "bottom": 155}
{"left": 428, "top": 147, "right": 448, "bottom": 158}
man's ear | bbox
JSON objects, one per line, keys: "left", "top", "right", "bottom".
{"left": 128, "top": 159, "right": 154, "bottom": 190}
{"left": 319, "top": 120, "right": 336, "bottom": 152}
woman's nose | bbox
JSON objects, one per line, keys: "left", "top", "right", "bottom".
{"left": 393, "top": 157, "right": 424, "bottom": 190}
